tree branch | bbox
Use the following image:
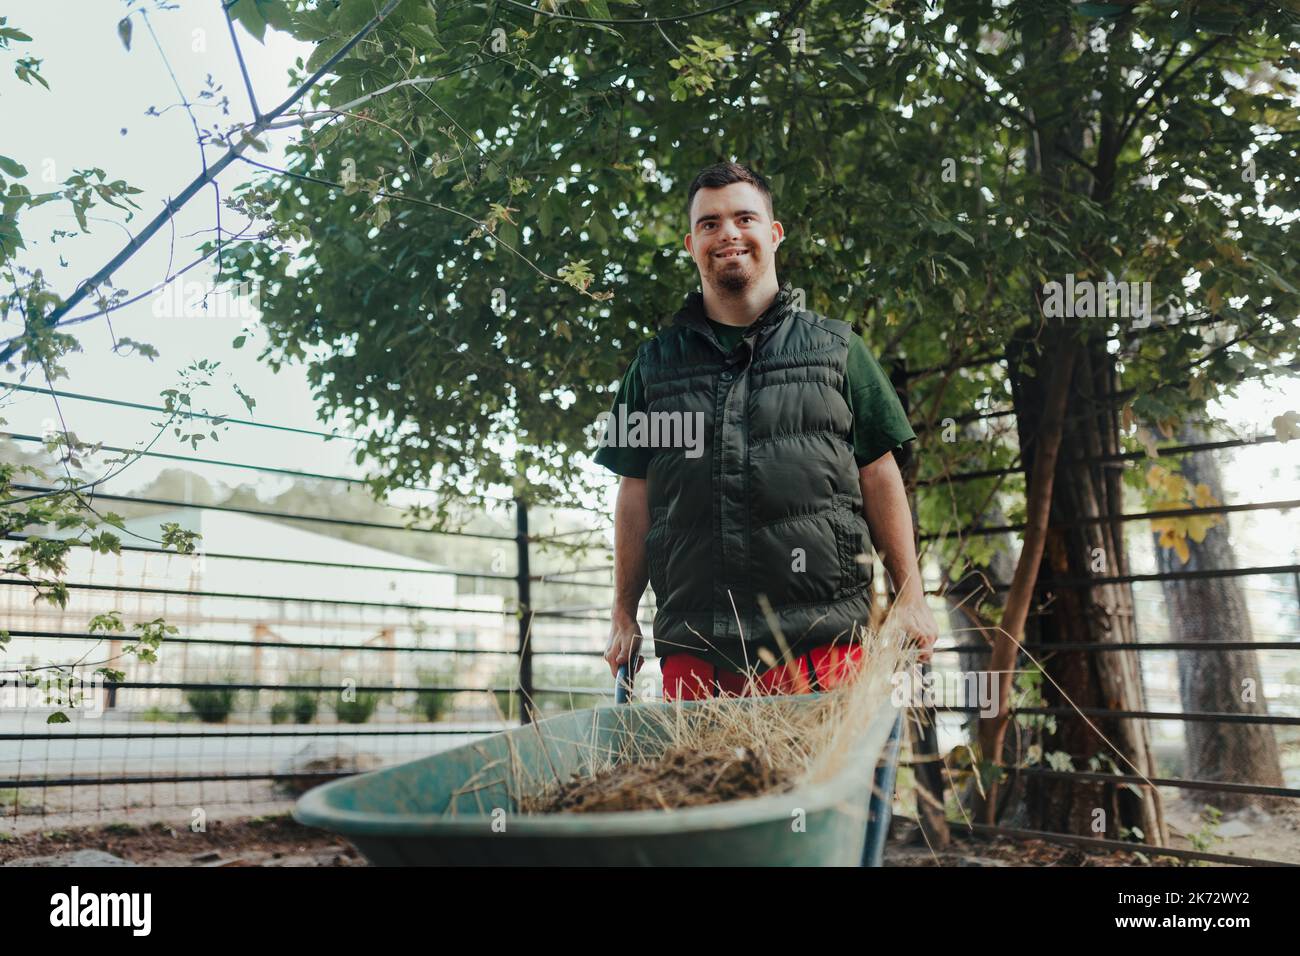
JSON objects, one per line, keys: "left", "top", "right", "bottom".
{"left": 223, "top": 1, "right": 262, "bottom": 120}
{"left": 975, "top": 335, "right": 1075, "bottom": 824}
{"left": 0, "top": 0, "right": 402, "bottom": 366}
{"left": 1116, "top": 35, "right": 1229, "bottom": 151}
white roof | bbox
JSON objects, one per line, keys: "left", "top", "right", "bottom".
{"left": 117, "top": 506, "right": 454, "bottom": 572}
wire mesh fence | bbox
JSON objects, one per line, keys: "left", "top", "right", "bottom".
{"left": 2, "top": 364, "right": 1297, "bottom": 866}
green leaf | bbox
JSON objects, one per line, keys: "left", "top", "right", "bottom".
{"left": 537, "top": 193, "right": 555, "bottom": 238}
{"left": 229, "top": 0, "right": 269, "bottom": 43}
{"left": 304, "top": 33, "right": 348, "bottom": 74}
{"left": 0, "top": 155, "right": 27, "bottom": 178}
{"left": 259, "top": 0, "right": 294, "bottom": 32}
{"left": 1072, "top": 4, "right": 1129, "bottom": 18}
{"left": 838, "top": 58, "right": 870, "bottom": 88}
{"left": 117, "top": 17, "right": 132, "bottom": 51}
{"left": 1252, "top": 257, "right": 1297, "bottom": 294}
{"left": 233, "top": 384, "right": 256, "bottom": 414}
{"left": 47, "top": 711, "right": 70, "bottom": 724}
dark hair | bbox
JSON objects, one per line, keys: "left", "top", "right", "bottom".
{"left": 686, "top": 161, "right": 774, "bottom": 226}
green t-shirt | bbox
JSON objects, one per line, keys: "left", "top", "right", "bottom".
{"left": 594, "top": 317, "right": 917, "bottom": 479}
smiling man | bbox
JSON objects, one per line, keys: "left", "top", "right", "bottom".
{"left": 597, "top": 161, "right": 938, "bottom": 700}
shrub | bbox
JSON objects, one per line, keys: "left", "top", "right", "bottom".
{"left": 333, "top": 690, "right": 381, "bottom": 724}
{"left": 185, "top": 680, "right": 240, "bottom": 723}
{"left": 271, "top": 674, "right": 321, "bottom": 725}
{"left": 290, "top": 691, "right": 319, "bottom": 724}
{"left": 413, "top": 665, "right": 457, "bottom": 722}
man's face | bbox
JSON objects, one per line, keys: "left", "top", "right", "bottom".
{"left": 684, "top": 181, "right": 783, "bottom": 295}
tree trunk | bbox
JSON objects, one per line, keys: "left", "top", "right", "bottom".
{"left": 998, "top": 8, "right": 1166, "bottom": 846}
{"left": 1012, "top": 330, "right": 1167, "bottom": 845}
{"left": 943, "top": 492, "right": 1022, "bottom": 823}
{"left": 1152, "top": 421, "right": 1286, "bottom": 812}
{"left": 974, "top": 331, "right": 1075, "bottom": 824}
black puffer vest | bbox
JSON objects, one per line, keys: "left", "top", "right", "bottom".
{"left": 637, "top": 280, "right": 874, "bottom": 674}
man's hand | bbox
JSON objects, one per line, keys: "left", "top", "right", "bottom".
{"left": 859, "top": 451, "right": 939, "bottom": 663}
{"left": 892, "top": 595, "right": 939, "bottom": 664}
{"left": 603, "top": 611, "right": 644, "bottom": 678}
{"left": 607, "top": 475, "right": 650, "bottom": 679}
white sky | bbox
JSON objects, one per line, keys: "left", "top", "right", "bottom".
{"left": 1, "top": 3, "right": 353, "bottom": 490}
{"left": 0, "top": 1, "right": 617, "bottom": 523}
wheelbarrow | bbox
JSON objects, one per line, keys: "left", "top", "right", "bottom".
{"left": 293, "top": 661, "right": 905, "bottom": 866}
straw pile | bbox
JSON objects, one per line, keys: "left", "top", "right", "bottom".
{"left": 516, "top": 617, "right": 916, "bottom": 815}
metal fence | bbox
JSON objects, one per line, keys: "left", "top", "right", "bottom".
{"left": 2, "top": 363, "right": 1297, "bottom": 866}
{"left": 0, "top": 380, "right": 656, "bottom": 831}
{"left": 892, "top": 345, "right": 1300, "bottom": 867}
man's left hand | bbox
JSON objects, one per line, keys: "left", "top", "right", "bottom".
{"left": 893, "top": 596, "right": 940, "bottom": 664}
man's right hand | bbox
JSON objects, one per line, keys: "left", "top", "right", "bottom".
{"left": 603, "top": 612, "right": 644, "bottom": 678}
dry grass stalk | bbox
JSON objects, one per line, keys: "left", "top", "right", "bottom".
{"left": 505, "top": 615, "right": 920, "bottom": 815}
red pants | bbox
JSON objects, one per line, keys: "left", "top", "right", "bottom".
{"left": 661, "top": 643, "right": 865, "bottom": 701}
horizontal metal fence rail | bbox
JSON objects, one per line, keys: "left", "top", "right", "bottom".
{"left": 3, "top": 366, "right": 1297, "bottom": 865}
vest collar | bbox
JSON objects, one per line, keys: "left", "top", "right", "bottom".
{"left": 673, "top": 279, "right": 796, "bottom": 356}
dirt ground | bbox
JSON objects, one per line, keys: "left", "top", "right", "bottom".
{"left": 0, "top": 815, "right": 364, "bottom": 867}
{"left": 886, "top": 819, "right": 1163, "bottom": 866}
{"left": 0, "top": 812, "right": 1166, "bottom": 867}
{"left": 4, "top": 781, "right": 1294, "bottom": 866}
{"left": 1160, "top": 794, "right": 1300, "bottom": 865}
{"left": 526, "top": 746, "right": 793, "bottom": 813}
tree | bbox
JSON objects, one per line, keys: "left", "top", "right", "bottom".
{"left": 1150, "top": 421, "right": 1286, "bottom": 812}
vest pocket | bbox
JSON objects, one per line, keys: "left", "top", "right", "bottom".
{"left": 832, "top": 494, "right": 873, "bottom": 597}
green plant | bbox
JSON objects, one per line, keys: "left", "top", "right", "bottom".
{"left": 332, "top": 690, "right": 380, "bottom": 724}
{"left": 270, "top": 688, "right": 318, "bottom": 725}
{"left": 290, "top": 690, "right": 318, "bottom": 724}
{"left": 412, "top": 664, "right": 457, "bottom": 722}
{"left": 137, "top": 705, "right": 185, "bottom": 723}
{"left": 184, "top": 678, "right": 240, "bottom": 723}
{"left": 0, "top": 788, "right": 33, "bottom": 814}
{"left": 1187, "top": 805, "right": 1224, "bottom": 865}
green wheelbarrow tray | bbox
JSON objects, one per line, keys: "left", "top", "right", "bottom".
{"left": 294, "top": 692, "right": 904, "bottom": 866}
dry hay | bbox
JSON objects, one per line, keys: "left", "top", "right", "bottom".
{"left": 514, "top": 616, "right": 919, "bottom": 815}
{"left": 533, "top": 745, "right": 794, "bottom": 813}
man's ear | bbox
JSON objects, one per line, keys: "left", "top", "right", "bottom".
{"left": 684, "top": 232, "right": 694, "bottom": 257}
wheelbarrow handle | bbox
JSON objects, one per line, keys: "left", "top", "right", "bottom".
{"left": 615, "top": 658, "right": 640, "bottom": 704}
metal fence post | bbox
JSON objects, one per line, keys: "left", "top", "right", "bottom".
{"left": 514, "top": 497, "right": 535, "bottom": 724}
{"left": 889, "top": 357, "right": 951, "bottom": 851}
